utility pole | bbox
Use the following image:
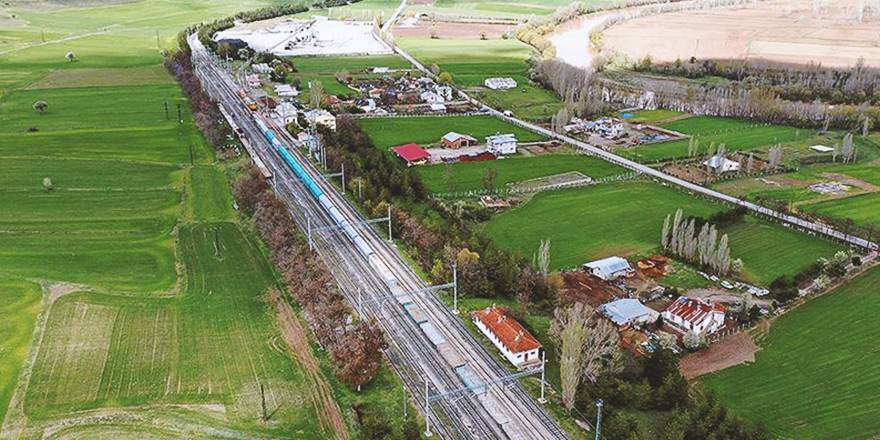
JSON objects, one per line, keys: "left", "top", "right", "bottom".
{"left": 164, "top": 101, "right": 169, "bottom": 120}
{"left": 452, "top": 261, "right": 459, "bottom": 314}
{"left": 402, "top": 386, "right": 408, "bottom": 419}
{"left": 538, "top": 351, "right": 547, "bottom": 404}
{"left": 307, "top": 216, "right": 313, "bottom": 250}
{"left": 387, "top": 205, "right": 393, "bottom": 243}
{"left": 595, "top": 399, "right": 604, "bottom": 440}
{"left": 177, "top": 103, "right": 182, "bottom": 124}
{"left": 424, "top": 380, "right": 432, "bottom": 437}
{"left": 155, "top": 29, "right": 160, "bottom": 49}
{"left": 358, "top": 178, "right": 363, "bottom": 202}
{"left": 341, "top": 163, "right": 346, "bottom": 195}
{"left": 260, "top": 382, "right": 267, "bottom": 422}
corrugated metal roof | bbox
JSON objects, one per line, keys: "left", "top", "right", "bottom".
{"left": 599, "top": 298, "right": 658, "bottom": 326}
{"left": 584, "top": 256, "right": 632, "bottom": 279}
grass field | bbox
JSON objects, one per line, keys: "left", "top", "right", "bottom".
{"left": 358, "top": 114, "right": 544, "bottom": 149}
{"left": 419, "top": 154, "right": 627, "bottom": 193}
{"left": 408, "top": 0, "right": 612, "bottom": 18}
{"left": 397, "top": 38, "right": 562, "bottom": 120}
{"left": 621, "top": 109, "right": 685, "bottom": 124}
{"left": 621, "top": 116, "right": 819, "bottom": 163}
{"left": 0, "top": 278, "right": 42, "bottom": 424}
{"left": 483, "top": 181, "right": 841, "bottom": 282}
{"left": 483, "top": 182, "right": 726, "bottom": 269}
{"left": 703, "top": 267, "right": 880, "bottom": 439}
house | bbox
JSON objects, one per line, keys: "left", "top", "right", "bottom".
{"left": 303, "top": 109, "right": 336, "bottom": 131}
{"left": 275, "top": 102, "right": 299, "bottom": 124}
{"left": 429, "top": 103, "right": 447, "bottom": 113}
{"left": 274, "top": 84, "right": 298, "bottom": 98}
{"left": 593, "top": 117, "right": 626, "bottom": 139}
{"left": 486, "top": 133, "right": 517, "bottom": 155}
{"left": 392, "top": 143, "right": 431, "bottom": 166}
{"left": 246, "top": 74, "right": 261, "bottom": 88}
{"left": 442, "top": 132, "right": 477, "bottom": 149}
{"left": 599, "top": 299, "right": 659, "bottom": 327}
{"left": 472, "top": 307, "right": 542, "bottom": 368}
{"left": 484, "top": 77, "right": 517, "bottom": 90}
{"left": 252, "top": 63, "right": 272, "bottom": 74}
{"left": 420, "top": 90, "right": 443, "bottom": 104}
{"left": 704, "top": 155, "right": 741, "bottom": 173}
{"left": 584, "top": 256, "right": 634, "bottom": 281}
{"left": 370, "top": 67, "right": 390, "bottom": 74}
{"left": 662, "top": 297, "right": 726, "bottom": 335}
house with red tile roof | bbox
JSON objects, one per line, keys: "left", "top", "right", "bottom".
{"left": 472, "top": 307, "right": 542, "bottom": 369}
{"left": 662, "top": 297, "right": 726, "bottom": 335}
{"left": 392, "top": 143, "right": 430, "bottom": 166}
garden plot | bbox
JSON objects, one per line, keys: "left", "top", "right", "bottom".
{"left": 215, "top": 18, "right": 392, "bottom": 56}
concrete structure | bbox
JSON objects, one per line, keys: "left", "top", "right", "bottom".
{"left": 274, "top": 83, "right": 298, "bottom": 98}
{"left": 442, "top": 132, "right": 477, "bottom": 149}
{"left": 304, "top": 109, "right": 336, "bottom": 131}
{"left": 486, "top": 133, "right": 517, "bottom": 155}
{"left": 484, "top": 77, "right": 517, "bottom": 90}
{"left": 704, "top": 155, "right": 741, "bottom": 173}
{"left": 599, "top": 298, "right": 659, "bottom": 327}
{"left": 662, "top": 297, "right": 726, "bottom": 335}
{"left": 472, "top": 307, "right": 542, "bottom": 368}
{"left": 392, "top": 143, "right": 430, "bottom": 166}
{"left": 584, "top": 256, "right": 634, "bottom": 281}
{"left": 810, "top": 144, "right": 835, "bottom": 153}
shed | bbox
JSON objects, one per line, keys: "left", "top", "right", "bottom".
{"left": 599, "top": 298, "right": 659, "bottom": 327}
{"left": 442, "top": 132, "right": 477, "bottom": 149}
{"left": 392, "top": 143, "right": 430, "bottom": 166}
{"left": 584, "top": 256, "right": 634, "bottom": 281}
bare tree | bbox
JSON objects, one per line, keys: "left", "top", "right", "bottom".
{"left": 536, "top": 239, "right": 551, "bottom": 278}
{"left": 309, "top": 80, "right": 324, "bottom": 109}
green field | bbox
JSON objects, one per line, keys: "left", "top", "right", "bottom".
{"left": 621, "top": 116, "right": 818, "bottom": 163}
{"left": 397, "top": 38, "right": 562, "bottom": 120}
{"left": 483, "top": 182, "right": 726, "bottom": 269}
{"left": 419, "top": 154, "right": 627, "bottom": 193}
{"left": 408, "top": 0, "right": 612, "bottom": 18}
{"left": 358, "top": 114, "right": 544, "bottom": 149}
{"left": 721, "top": 216, "right": 843, "bottom": 285}
{"left": 0, "top": 278, "right": 42, "bottom": 424}
{"left": 621, "top": 109, "right": 685, "bottom": 124}
{"left": 703, "top": 267, "right": 880, "bottom": 439}
{"left": 483, "top": 181, "right": 841, "bottom": 282}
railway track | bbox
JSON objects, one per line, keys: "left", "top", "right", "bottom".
{"left": 189, "top": 34, "right": 567, "bottom": 439}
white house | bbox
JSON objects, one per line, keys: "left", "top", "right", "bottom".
{"left": 484, "top": 77, "right": 517, "bottom": 90}
{"left": 662, "top": 297, "right": 726, "bottom": 335}
{"left": 486, "top": 133, "right": 517, "bottom": 155}
{"left": 274, "top": 83, "right": 299, "bottom": 98}
{"left": 303, "top": 109, "right": 336, "bottom": 131}
{"left": 599, "top": 298, "right": 659, "bottom": 327}
{"left": 275, "top": 102, "right": 299, "bottom": 124}
{"left": 704, "top": 155, "right": 741, "bottom": 173}
{"left": 420, "top": 90, "right": 443, "bottom": 104}
{"left": 584, "top": 256, "right": 634, "bottom": 281}
{"left": 472, "top": 307, "right": 542, "bottom": 368}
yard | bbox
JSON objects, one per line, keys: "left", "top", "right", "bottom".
{"left": 419, "top": 153, "right": 627, "bottom": 193}
{"left": 703, "top": 267, "right": 880, "bottom": 439}
{"left": 620, "top": 116, "right": 825, "bottom": 163}
{"left": 358, "top": 114, "right": 543, "bottom": 149}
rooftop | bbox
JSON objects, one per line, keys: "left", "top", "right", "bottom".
{"left": 392, "top": 143, "right": 430, "bottom": 163}
{"left": 665, "top": 296, "right": 725, "bottom": 325}
{"left": 600, "top": 298, "right": 659, "bottom": 326}
{"left": 472, "top": 307, "right": 541, "bottom": 354}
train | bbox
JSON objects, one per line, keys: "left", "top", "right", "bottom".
{"left": 255, "top": 119, "right": 398, "bottom": 287}
{"left": 238, "top": 90, "right": 258, "bottom": 111}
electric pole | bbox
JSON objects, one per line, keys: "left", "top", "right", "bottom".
{"left": 595, "top": 399, "right": 604, "bottom": 440}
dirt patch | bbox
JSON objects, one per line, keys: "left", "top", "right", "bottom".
{"left": 266, "top": 288, "right": 348, "bottom": 440}
{"left": 393, "top": 21, "right": 514, "bottom": 40}
{"left": 679, "top": 332, "right": 758, "bottom": 380}
{"left": 603, "top": 0, "right": 880, "bottom": 68}
{"left": 818, "top": 172, "right": 880, "bottom": 192}
{"left": 557, "top": 271, "right": 626, "bottom": 308}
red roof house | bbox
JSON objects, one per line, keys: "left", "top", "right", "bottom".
{"left": 472, "top": 307, "right": 542, "bottom": 368}
{"left": 661, "top": 297, "right": 726, "bottom": 335}
{"left": 392, "top": 143, "right": 430, "bottom": 166}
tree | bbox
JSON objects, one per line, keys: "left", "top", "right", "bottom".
{"left": 233, "top": 164, "right": 270, "bottom": 215}
{"left": 481, "top": 168, "right": 497, "bottom": 192}
{"left": 535, "top": 239, "right": 551, "bottom": 278}
{"left": 33, "top": 100, "right": 48, "bottom": 114}
{"left": 309, "top": 80, "right": 324, "bottom": 109}
{"left": 682, "top": 331, "right": 705, "bottom": 351}
{"left": 42, "top": 177, "right": 53, "bottom": 191}
{"left": 330, "top": 321, "right": 387, "bottom": 391}
{"left": 217, "top": 42, "right": 233, "bottom": 60}
{"left": 429, "top": 63, "right": 441, "bottom": 75}
{"left": 768, "top": 144, "right": 784, "bottom": 168}
{"left": 437, "top": 71, "right": 453, "bottom": 84}
{"left": 65, "top": 51, "right": 76, "bottom": 62}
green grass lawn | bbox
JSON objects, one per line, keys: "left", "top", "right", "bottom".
{"left": 721, "top": 216, "right": 843, "bottom": 285}
{"left": 419, "top": 154, "right": 627, "bottom": 193}
{"left": 0, "top": 278, "right": 42, "bottom": 424}
{"left": 483, "top": 182, "right": 727, "bottom": 269}
{"left": 703, "top": 267, "right": 880, "bottom": 439}
{"left": 358, "top": 114, "right": 544, "bottom": 149}
{"left": 621, "top": 109, "right": 686, "bottom": 124}
{"left": 621, "top": 116, "right": 816, "bottom": 163}
{"left": 397, "top": 38, "right": 562, "bottom": 121}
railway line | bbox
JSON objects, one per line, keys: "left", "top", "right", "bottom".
{"left": 188, "top": 34, "right": 568, "bottom": 440}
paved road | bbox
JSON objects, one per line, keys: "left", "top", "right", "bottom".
{"left": 189, "top": 34, "right": 568, "bottom": 440}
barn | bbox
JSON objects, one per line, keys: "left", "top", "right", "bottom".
{"left": 472, "top": 307, "right": 542, "bottom": 369}
{"left": 441, "top": 132, "right": 477, "bottom": 149}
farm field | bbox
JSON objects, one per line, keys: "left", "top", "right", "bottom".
{"left": 720, "top": 216, "right": 843, "bottom": 285}
{"left": 358, "top": 114, "right": 544, "bottom": 149}
{"left": 407, "top": 0, "right": 613, "bottom": 18}
{"left": 703, "top": 267, "right": 880, "bottom": 439}
{"left": 483, "top": 181, "right": 841, "bottom": 282}
{"left": 621, "top": 109, "right": 686, "bottom": 124}
{"left": 621, "top": 115, "right": 821, "bottom": 163}
{"left": 602, "top": 0, "right": 880, "bottom": 68}
{"left": 397, "top": 38, "right": 562, "bottom": 120}
{"left": 0, "top": 278, "right": 42, "bottom": 424}
{"left": 483, "top": 182, "right": 726, "bottom": 270}
{"left": 419, "top": 154, "right": 627, "bottom": 193}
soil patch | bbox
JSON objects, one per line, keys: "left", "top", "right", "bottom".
{"left": 680, "top": 332, "right": 758, "bottom": 379}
